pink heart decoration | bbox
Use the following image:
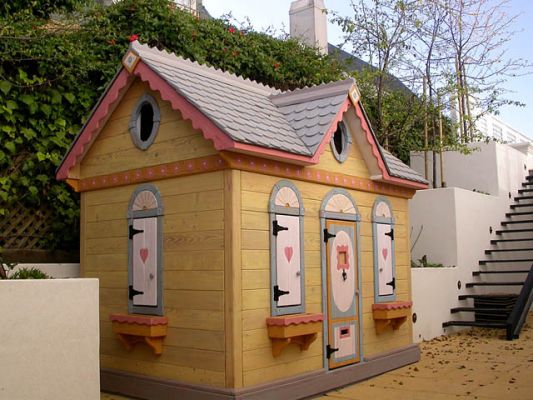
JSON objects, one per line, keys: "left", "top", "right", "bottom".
{"left": 140, "top": 248, "right": 149, "bottom": 263}
{"left": 284, "top": 246, "right": 294, "bottom": 263}
{"left": 382, "top": 248, "right": 388, "bottom": 261}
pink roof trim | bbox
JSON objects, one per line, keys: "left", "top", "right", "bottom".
{"left": 309, "top": 98, "right": 351, "bottom": 164}
{"left": 266, "top": 313, "right": 324, "bottom": 326}
{"left": 56, "top": 68, "right": 133, "bottom": 180}
{"left": 372, "top": 301, "right": 413, "bottom": 311}
{"left": 109, "top": 313, "right": 168, "bottom": 326}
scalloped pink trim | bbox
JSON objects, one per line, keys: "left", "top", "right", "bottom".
{"left": 372, "top": 301, "right": 413, "bottom": 311}
{"left": 266, "top": 313, "right": 324, "bottom": 327}
{"left": 109, "top": 313, "right": 168, "bottom": 326}
{"left": 309, "top": 98, "right": 351, "bottom": 164}
{"left": 56, "top": 69, "right": 133, "bottom": 180}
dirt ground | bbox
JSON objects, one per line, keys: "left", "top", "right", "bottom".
{"left": 102, "top": 313, "right": 533, "bottom": 400}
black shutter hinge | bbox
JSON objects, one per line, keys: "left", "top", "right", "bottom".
{"left": 385, "top": 228, "right": 394, "bottom": 240}
{"left": 323, "top": 228, "right": 336, "bottom": 243}
{"left": 128, "top": 285, "right": 144, "bottom": 300}
{"left": 129, "top": 225, "right": 144, "bottom": 239}
{"left": 273, "top": 285, "right": 290, "bottom": 302}
{"left": 326, "top": 344, "right": 339, "bottom": 359}
{"left": 272, "top": 220, "right": 289, "bottom": 236}
{"left": 386, "top": 277, "right": 396, "bottom": 290}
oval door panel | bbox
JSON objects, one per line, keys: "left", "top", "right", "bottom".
{"left": 330, "top": 230, "right": 355, "bottom": 313}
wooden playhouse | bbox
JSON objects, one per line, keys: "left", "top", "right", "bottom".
{"left": 57, "top": 41, "right": 428, "bottom": 399}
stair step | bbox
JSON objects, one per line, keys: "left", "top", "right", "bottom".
{"left": 506, "top": 211, "right": 533, "bottom": 217}
{"left": 491, "top": 238, "right": 533, "bottom": 244}
{"left": 485, "top": 248, "right": 533, "bottom": 253}
{"left": 465, "top": 281, "right": 524, "bottom": 288}
{"left": 501, "top": 219, "right": 533, "bottom": 225}
{"left": 495, "top": 228, "right": 533, "bottom": 234}
{"left": 515, "top": 195, "right": 533, "bottom": 201}
{"left": 451, "top": 307, "right": 511, "bottom": 313}
{"left": 459, "top": 294, "right": 518, "bottom": 300}
{"left": 522, "top": 182, "right": 533, "bottom": 187}
{"left": 442, "top": 321, "right": 507, "bottom": 328}
{"left": 510, "top": 203, "right": 533, "bottom": 209}
{"left": 518, "top": 188, "right": 533, "bottom": 194}
{"left": 479, "top": 258, "right": 533, "bottom": 264}
{"left": 473, "top": 270, "right": 530, "bottom": 275}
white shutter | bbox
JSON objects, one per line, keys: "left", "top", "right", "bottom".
{"left": 275, "top": 214, "right": 301, "bottom": 307}
{"left": 132, "top": 217, "right": 158, "bottom": 306}
{"left": 377, "top": 223, "right": 393, "bottom": 296}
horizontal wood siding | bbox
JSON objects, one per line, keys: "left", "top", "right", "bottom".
{"left": 80, "top": 79, "right": 217, "bottom": 179}
{"left": 239, "top": 171, "right": 412, "bottom": 386}
{"left": 82, "top": 172, "right": 226, "bottom": 387}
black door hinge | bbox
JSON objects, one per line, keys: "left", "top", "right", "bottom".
{"left": 128, "top": 285, "right": 144, "bottom": 300}
{"left": 272, "top": 220, "right": 289, "bottom": 236}
{"left": 323, "top": 228, "right": 336, "bottom": 243}
{"left": 385, "top": 228, "right": 394, "bottom": 240}
{"left": 273, "top": 285, "right": 290, "bottom": 302}
{"left": 129, "top": 225, "right": 144, "bottom": 239}
{"left": 326, "top": 344, "right": 339, "bottom": 359}
{"left": 386, "top": 277, "right": 396, "bottom": 290}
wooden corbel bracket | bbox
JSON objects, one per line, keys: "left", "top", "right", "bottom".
{"left": 372, "top": 301, "right": 412, "bottom": 334}
{"left": 266, "top": 313, "right": 324, "bottom": 357}
{"left": 109, "top": 313, "right": 168, "bottom": 355}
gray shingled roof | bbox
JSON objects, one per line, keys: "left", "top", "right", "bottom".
{"left": 381, "top": 149, "right": 427, "bottom": 184}
{"left": 130, "top": 42, "right": 425, "bottom": 186}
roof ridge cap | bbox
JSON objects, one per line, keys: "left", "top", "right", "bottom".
{"left": 270, "top": 78, "right": 355, "bottom": 107}
{"left": 131, "top": 41, "right": 280, "bottom": 96}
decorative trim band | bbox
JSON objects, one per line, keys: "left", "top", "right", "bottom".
{"left": 77, "top": 155, "right": 228, "bottom": 192}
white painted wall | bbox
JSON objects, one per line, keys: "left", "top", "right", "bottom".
{"left": 0, "top": 279, "right": 100, "bottom": 400}
{"left": 410, "top": 187, "right": 511, "bottom": 342}
{"left": 9, "top": 263, "right": 80, "bottom": 278}
{"left": 410, "top": 141, "right": 532, "bottom": 197}
{"left": 289, "top": 0, "right": 328, "bottom": 54}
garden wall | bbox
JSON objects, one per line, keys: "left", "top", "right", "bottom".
{"left": 0, "top": 279, "right": 100, "bottom": 400}
{"left": 410, "top": 187, "right": 509, "bottom": 342}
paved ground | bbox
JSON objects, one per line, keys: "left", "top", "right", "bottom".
{"left": 102, "top": 313, "right": 533, "bottom": 400}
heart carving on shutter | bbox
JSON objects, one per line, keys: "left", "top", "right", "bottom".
{"left": 284, "top": 246, "right": 294, "bottom": 263}
{"left": 382, "top": 248, "right": 388, "bottom": 261}
{"left": 140, "top": 248, "right": 149, "bottom": 263}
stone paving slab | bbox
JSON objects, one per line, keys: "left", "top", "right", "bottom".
{"left": 102, "top": 313, "right": 533, "bottom": 400}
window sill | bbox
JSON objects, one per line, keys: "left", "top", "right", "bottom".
{"left": 109, "top": 313, "right": 168, "bottom": 355}
{"left": 372, "top": 301, "right": 412, "bottom": 334}
{"left": 266, "top": 313, "right": 324, "bottom": 357}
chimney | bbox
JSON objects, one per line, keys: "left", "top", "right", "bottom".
{"left": 289, "top": 0, "right": 328, "bottom": 55}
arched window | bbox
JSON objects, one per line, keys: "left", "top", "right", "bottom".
{"left": 372, "top": 197, "right": 396, "bottom": 302}
{"left": 129, "top": 94, "right": 161, "bottom": 150}
{"left": 269, "top": 180, "right": 305, "bottom": 316}
{"left": 127, "top": 184, "right": 164, "bottom": 315}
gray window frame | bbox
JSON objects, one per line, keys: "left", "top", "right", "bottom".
{"left": 129, "top": 94, "right": 161, "bottom": 150}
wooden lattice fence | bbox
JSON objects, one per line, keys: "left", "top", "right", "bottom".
{"left": 0, "top": 203, "right": 78, "bottom": 263}
{"left": 0, "top": 203, "right": 54, "bottom": 250}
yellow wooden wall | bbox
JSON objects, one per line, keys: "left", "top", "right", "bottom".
{"left": 79, "top": 79, "right": 217, "bottom": 179}
{"left": 238, "top": 171, "right": 412, "bottom": 387}
{"left": 79, "top": 80, "right": 228, "bottom": 387}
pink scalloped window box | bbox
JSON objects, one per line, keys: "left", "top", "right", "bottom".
{"left": 266, "top": 313, "right": 324, "bottom": 327}
{"left": 372, "top": 301, "right": 412, "bottom": 311}
{"left": 109, "top": 313, "right": 168, "bottom": 326}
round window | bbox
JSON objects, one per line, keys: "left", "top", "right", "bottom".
{"left": 129, "top": 94, "right": 160, "bottom": 150}
{"left": 330, "top": 121, "right": 351, "bottom": 163}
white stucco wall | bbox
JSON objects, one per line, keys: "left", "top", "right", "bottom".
{"left": 0, "top": 279, "right": 100, "bottom": 400}
{"left": 410, "top": 187, "right": 511, "bottom": 342}
{"left": 410, "top": 141, "right": 532, "bottom": 197}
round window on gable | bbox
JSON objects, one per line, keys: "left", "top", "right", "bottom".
{"left": 129, "top": 94, "right": 160, "bottom": 150}
{"left": 330, "top": 121, "right": 351, "bottom": 163}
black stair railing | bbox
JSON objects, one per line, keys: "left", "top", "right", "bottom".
{"left": 506, "top": 265, "right": 533, "bottom": 340}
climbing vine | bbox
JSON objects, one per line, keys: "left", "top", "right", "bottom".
{"left": 0, "top": 0, "right": 344, "bottom": 251}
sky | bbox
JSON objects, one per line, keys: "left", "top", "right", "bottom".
{"left": 202, "top": 0, "right": 533, "bottom": 137}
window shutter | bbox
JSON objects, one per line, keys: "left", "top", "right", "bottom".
{"left": 274, "top": 214, "right": 301, "bottom": 307}
{"left": 131, "top": 217, "right": 158, "bottom": 306}
{"left": 376, "top": 223, "right": 394, "bottom": 296}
